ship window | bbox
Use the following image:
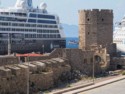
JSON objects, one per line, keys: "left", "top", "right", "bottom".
{"left": 53, "top": 35, "right": 56, "bottom": 38}
{"left": 12, "top": 28, "right": 15, "bottom": 31}
{"left": 25, "top": 34, "right": 28, "bottom": 38}
{"left": 42, "top": 30, "right": 44, "bottom": 33}
{"left": 31, "top": 24, "right": 36, "bottom": 27}
{"left": 53, "top": 30, "right": 59, "bottom": 33}
{"left": 38, "top": 20, "right": 56, "bottom": 24}
{"left": 38, "top": 14, "right": 55, "bottom": 19}
{"left": 0, "top": 17, "right": 16, "bottom": 21}
{"left": 12, "top": 23, "right": 17, "bottom": 26}
{"left": 32, "top": 34, "right": 36, "bottom": 38}
{"left": 50, "top": 35, "right": 53, "bottom": 38}
{"left": 56, "top": 30, "right": 59, "bottom": 33}
{"left": 10, "top": 12, "right": 27, "bottom": 17}
{"left": 43, "top": 34, "right": 46, "bottom": 38}
{"left": 28, "top": 19, "right": 36, "bottom": 23}
{"left": 0, "top": 12, "right": 9, "bottom": 15}
{"left": 46, "top": 30, "right": 49, "bottom": 33}
{"left": 33, "top": 29, "right": 36, "bottom": 32}
{"left": 42, "top": 25, "right": 44, "bottom": 27}
{"left": 37, "top": 34, "right": 40, "bottom": 38}
{"left": 49, "top": 30, "right": 51, "bottom": 33}
{"left": 25, "top": 24, "right": 31, "bottom": 27}
{"left": 14, "top": 18, "right": 26, "bottom": 22}
{"left": 37, "top": 30, "right": 43, "bottom": 33}
{"left": 19, "top": 24, "right": 24, "bottom": 26}
{"left": 37, "top": 25, "right": 43, "bottom": 27}
{"left": 29, "top": 13, "right": 37, "bottom": 17}
{"left": 0, "top": 22, "right": 9, "bottom": 26}
{"left": 53, "top": 31, "right": 55, "bottom": 33}
{"left": 46, "top": 34, "right": 49, "bottom": 38}
{"left": 57, "top": 34, "right": 61, "bottom": 38}
{"left": 39, "top": 34, "right": 41, "bottom": 38}
{"left": 52, "top": 30, "right": 55, "bottom": 33}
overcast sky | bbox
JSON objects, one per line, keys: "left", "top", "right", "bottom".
{"left": 0, "top": 0, "right": 125, "bottom": 25}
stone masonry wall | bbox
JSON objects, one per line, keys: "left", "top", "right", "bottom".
{"left": 0, "top": 47, "right": 111, "bottom": 93}
{"left": 0, "top": 58, "right": 71, "bottom": 94}
{"left": 22, "top": 49, "right": 64, "bottom": 62}
{"left": 46, "top": 48, "right": 109, "bottom": 75}
{"left": 24, "top": 48, "right": 110, "bottom": 75}
{"left": 61, "top": 49, "right": 102, "bottom": 75}
{"left": 111, "top": 57, "right": 125, "bottom": 70}
{"left": 0, "top": 56, "right": 19, "bottom": 66}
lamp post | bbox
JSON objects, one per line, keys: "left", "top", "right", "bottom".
{"left": 8, "top": 33, "right": 11, "bottom": 55}
{"left": 27, "top": 55, "right": 30, "bottom": 94}
{"left": 92, "top": 56, "right": 95, "bottom": 84}
{"left": 42, "top": 45, "right": 44, "bottom": 54}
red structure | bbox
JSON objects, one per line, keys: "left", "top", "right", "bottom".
{"left": 16, "top": 53, "right": 42, "bottom": 57}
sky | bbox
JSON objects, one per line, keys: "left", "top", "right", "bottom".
{"left": 0, "top": 0, "right": 125, "bottom": 25}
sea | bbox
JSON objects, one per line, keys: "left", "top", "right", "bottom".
{"left": 66, "top": 37, "right": 79, "bottom": 48}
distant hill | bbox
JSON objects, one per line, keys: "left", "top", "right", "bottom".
{"left": 62, "top": 24, "right": 78, "bottom": 38}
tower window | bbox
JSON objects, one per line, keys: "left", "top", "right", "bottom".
{"left": 102, "top": 18, "right": 104, "bottom": 21}
{"left": 87, "top": 18, "right": 90, "bottom": 21}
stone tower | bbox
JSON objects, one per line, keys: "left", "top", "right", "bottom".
{"left": 79, "top": 9, "right": 113, "bottom": 51}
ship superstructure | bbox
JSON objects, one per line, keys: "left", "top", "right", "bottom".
{"left": 0, "top": 0, "right": 66, "bottom": 54}
{"left": 113, "top": 15, "right": 125, "bottom": 54}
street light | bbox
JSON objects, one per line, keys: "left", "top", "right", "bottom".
{"left": 42, "top": 45, "right": 44, "bottom": 54}
{"left": 27, "top": 54, "right": 30, "bottom": 94}
{"left": 8, "top": 33, "right": 11, "bottom": 55}
{"left": 92, "top": 56, "right": 95, "bottom": 84}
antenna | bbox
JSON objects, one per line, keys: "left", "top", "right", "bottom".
{"left": 27, "top": 0, "right": 33, "bottom": 8}
{"left": 8, "top": 33, "right": 11, "bottom": 55}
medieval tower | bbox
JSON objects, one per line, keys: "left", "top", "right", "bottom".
{"left": 79, "top": 9, "right": 113, "bottom": 51}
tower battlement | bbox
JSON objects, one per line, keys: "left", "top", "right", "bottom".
{"left": 79, "top": 9, "right": 113, "bottom": 14}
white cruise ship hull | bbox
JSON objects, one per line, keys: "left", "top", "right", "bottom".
{"left": 0, "top": 0, "right": 66, "bottom": 55}
{"left": 0, "top": 39, "right": 66, "bottom": 54}
{"left": 116, "top": 44, "right": 125, "bottom": 54}
{"left": 113, "top": 14, "right": 125, "bottom": 55}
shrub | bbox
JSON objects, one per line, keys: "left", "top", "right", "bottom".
{"left": 122, "top": 71, "right": 125, "bottom": 75}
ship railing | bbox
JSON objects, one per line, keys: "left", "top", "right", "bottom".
{"left": 0, "top": 13, "right": 27, "bottom": 17}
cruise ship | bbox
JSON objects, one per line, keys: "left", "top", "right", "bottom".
{"left": 0, "top": 0, "right": 66, "bottom": 55}
{"left": 113, "top": 15, "right": 125, "bottom": 54}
